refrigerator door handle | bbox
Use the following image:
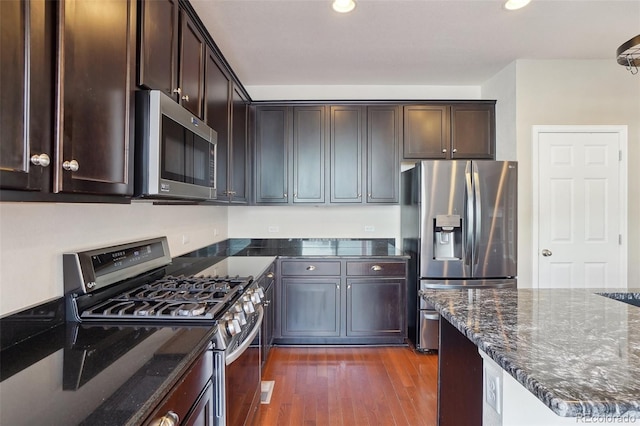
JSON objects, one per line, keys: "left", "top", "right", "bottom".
{"left": 473, "top": 162, "right": 482, "bottom": 268}
{"left": 465, "top": 162, "right": 474, "bottom": 268}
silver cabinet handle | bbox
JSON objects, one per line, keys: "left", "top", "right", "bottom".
{"left": 541, "top": 249, "right": 553, "bottom": 257}
{"left": 306, "top": 265, "right": 316, "bottom": 271}
{"left": 284, "top": 193, "right": 287, "bottom": 198}
{"left": 181, "top": 94, "right": 190, "bottom": 102}
{"left": 30, "top": 153, "right": 50, "bottom": 167}
{"left": 371, "top": 265, "right": 383, "bottom": 272}
{"left": 452, "top": 148, "right": 457, "bottom": 153}
{"left": 294, "top": 193, "right": 297, "bottom": 198}
{"left": 173, "top": 87, "right": 182, "bottom": 95}
{"left": 62, "top": 160, "right": 79, "bottom": 172}
{"left": 266, "top": 272, "right": 274, "bottom": 278}
{"left": 150, "top": 411, "right": 179, "bottom": 426}
{"left": 442, "top": 148, "right": 447, "bottom": 153}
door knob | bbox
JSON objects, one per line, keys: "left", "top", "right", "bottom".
{"left": 541, "top": 249, "right": 552, "bottom": 257}
{"left": 30, "top": 153, "right": 50, "bottom": 167}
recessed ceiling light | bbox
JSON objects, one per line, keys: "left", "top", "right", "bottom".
{"left": 333, "top": 0, "right": 356, "bottom": 13}
{"left": 504, "top": 0, "right": 531, "bottom": 11}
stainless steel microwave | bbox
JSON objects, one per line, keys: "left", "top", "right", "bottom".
{"left": 135, "top": 90, "right": 217, "bottom": 201}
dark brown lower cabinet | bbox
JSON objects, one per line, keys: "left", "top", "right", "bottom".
{"left": 438, "top": 318, "right": 483, "bottom": 426}
{"left": 281, "top": 278, "right": 341, "bottom": 337}
{"left": 274, "top": 258, "right": 407, "bottom": 345}
{"left": 347, "top": 278, "right": 405, "bottom": 337}
{"left": 145, "top": 348, "right": 214, "bottom": 426}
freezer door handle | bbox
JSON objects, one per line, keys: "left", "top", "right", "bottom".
{"left": 473, "top": 162, "right": 482, "bottom": 267}
{"left": 465, "top": 162, "right": 474, "bottom": 268}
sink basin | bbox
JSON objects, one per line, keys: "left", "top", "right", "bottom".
{"left": 597, "top": 292, "right": 640, "bottom": 308}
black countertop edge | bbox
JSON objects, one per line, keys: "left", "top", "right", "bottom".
{"left": 0, "top": 297, "right": 65, "bottom": 349}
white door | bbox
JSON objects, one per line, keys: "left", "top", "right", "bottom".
{"left": 533, "top": 126, "right": 627, "bottom": 289}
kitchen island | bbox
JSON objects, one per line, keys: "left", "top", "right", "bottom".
{"left": 421, "top": 288, "right": 640, "bottom": 425}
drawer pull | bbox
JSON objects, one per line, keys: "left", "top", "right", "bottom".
{"left": 266, "top": 272, "right": 275, "bottom": 278}
{"left": 306, "top": 265, "right": 316, "bottom": 271}
{"left": 371, "top": 265, "right": 383, "bottom": 272}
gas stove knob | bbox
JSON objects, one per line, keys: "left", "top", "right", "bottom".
{"left": 226, "top": 319, "right": 241, "bottom": 336}
{"left": 256, "top": 286, "right": 265, "bottom": 298}
{"left": 250, "top": 290, "right": 262, "bottom": 304}
{"left": 234, "top": 311, "right": 247, "bottom": 326}
{"left": 243, "top": 300, "right": 255, "bottom": 314}
{"left": 231, "top": 303, "right": 243, "bottom": 313}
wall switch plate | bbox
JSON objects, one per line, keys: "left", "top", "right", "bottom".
{"left": 268, "top": 226, "right": 279, "bottom": 233}
{"left": 364, "top": 225, "right": 375, "bottom": 232}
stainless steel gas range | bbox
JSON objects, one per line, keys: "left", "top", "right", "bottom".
{"left": 63, "top": 237, "right": 264, "bottom": 426}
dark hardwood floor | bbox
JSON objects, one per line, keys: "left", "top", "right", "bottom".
{"left": 257, "top": 346, "right": 438, "bottom": 426}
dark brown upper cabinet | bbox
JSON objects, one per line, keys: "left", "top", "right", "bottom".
{"left": 0, "top": 0, "right": 54, "bottom": 192}
{"left": 403, "top": 105, "right": 450, "bottom": 159}
{"left": 56, "top": 0, "right": 135, "bottom": 195}
{"left": 367, "top": 106, "right": 401, "bottom": 203}
{"left": 402, "top": 102, "right": 495, "bottom": 160}
{"left": 254, "top": 106, "right": 290, "bottom": 204}
{"left": 253, "top": 105, "right": 327, "bottom": 205}
{"left": 230, "top": 84, "right": 249, "bottom": 204}
{"left": 330, "top": 105, "right": 364, "bottom": 203}
{"left": 292, "top": 106, "right": 326, "bottom": 204}
{"left": 137, "top": 0, "right": 179, "bottom": 98}
{"left": 138, "top": 0, "right": 205, "bottom": 119}
{"left": 450, "top": 103, "right": 495, "bottom": 159}
{"left": 178, "top": 10, "right": 206, "bottom": 118}
{"left": 204, "top": 48, "right": 231, "bottom": 200}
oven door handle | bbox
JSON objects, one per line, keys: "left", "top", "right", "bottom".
{"left": 225, "top": 306, "right": 263, "bottom": 365}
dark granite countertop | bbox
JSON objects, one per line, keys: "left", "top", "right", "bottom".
{"left": 1, "top": 238, "right": 402, "bottom": 425}
{"left": 181, "top": 238, "right": 405, "bottom": 258}
{"left": 420, "top": 288, "right": 640, "bottom": 418}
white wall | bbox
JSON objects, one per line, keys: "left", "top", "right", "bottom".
{"left": 481, "top": 62, "right": 517, "bottom": 161}
{"left": 227, "top": 205, "right": 399, "bottom": 239}
{"left": 246, "top": 84, "right": 481, "bottom": 101}
{"left": 484, "top": 59, "right": 640, "bottom": 288}
{"left": 0, "top": 202, "right": 228, "bottom": 316}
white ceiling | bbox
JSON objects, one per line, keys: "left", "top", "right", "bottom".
{"left": 190, "top": 0, "right": 640, "bottom": 87}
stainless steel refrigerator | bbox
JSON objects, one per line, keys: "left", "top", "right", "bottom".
{"left": 401, "top": 160, "right": 517, "bottom": 351}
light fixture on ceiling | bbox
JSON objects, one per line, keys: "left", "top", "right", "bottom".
{"left": 332, "top": 0, "right": 356, "bottom": 13}
{"left": 504, "top": 0, "right": 531, "bottom": 11}
{"left": 617, "top": 34, "right": 640, "bottom": 75}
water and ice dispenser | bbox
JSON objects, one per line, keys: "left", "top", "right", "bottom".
{"left": 433, "top": 214, "right": 462, "bottom": 260}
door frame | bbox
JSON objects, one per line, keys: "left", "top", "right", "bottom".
{"left": 531, "top": 125, "right": 628, "bottom": 288}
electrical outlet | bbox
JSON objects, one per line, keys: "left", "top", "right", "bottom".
{"left": 485, "top": 368, "right": 502, "bottom": 414}
{"left": 364, "top": 225, "right": 375, "bottom": 232}
{"left": 268, "top": 226, "right": 279, "bottom": 233}
{"left": 213, "top": 228, "right": 219, "bottom": 237}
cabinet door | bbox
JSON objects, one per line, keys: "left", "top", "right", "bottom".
{"left": 403, "top": 105, "right": 450, "bottom": 159}
{"left": 281, "top": 278, "right": 340, "bottom": 337}
{"left": 204, "top": 48, "right": 231, "bottom": 200}
{"left": 179, "top": 11, "right": 205, "bottom": 118}
{"left": 366, "top": 106, "right": 400, "bottom": 203}
{"left": 0, "top": 0, "right": 53, "bottom": 191}
{"left": 57, "top": 0, "right": 134, "bottom": 195}
{"left": 138, "top": 0, "right": 178, "bottom": 98}
{"left": 230, "top": 85, "right": 249, "bottom": 204}
{"left": 330, "top": 105, "right": 364, "bottom": 203}
{"left": 347, "top": 278, "right": 405, "bottom": 337}
{"left": 292, "top": 106, "right": 325, "bottom": 203}
{"left": 254, "top": 106, "right": 289, "bottom": 203}
{"left": 451, "top": 104, "right": 495, "bottom": 159}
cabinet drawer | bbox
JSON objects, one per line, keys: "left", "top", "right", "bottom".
{"left": 346, "top": 261, "right": 406, "bottom": 277}
{"left": 280, "top": 260, "right": 341, "bottom": 276}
